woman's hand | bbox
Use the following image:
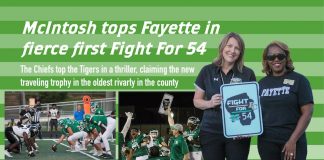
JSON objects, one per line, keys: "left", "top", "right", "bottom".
{"left": 208, "top": 94, "right": 222, "bottom": 108}
{"left": 282, "top": 139, "right": 296, "bottom": 160}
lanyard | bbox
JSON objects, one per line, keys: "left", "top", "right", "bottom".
{"left": 220, "top": 71, "right": 235, "bottom": 85}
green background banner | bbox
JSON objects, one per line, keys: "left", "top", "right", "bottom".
{"left": 0, "top": 0, "right": 323, "bottom": 159}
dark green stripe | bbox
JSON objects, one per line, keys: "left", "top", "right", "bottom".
{"left": 0, "top": 76, "right": 323, "bottom": 89}
{"left": 0, "top": 132, "right": 3, "bottom": 145}
{"left": 251, "top": 132, "right": 324, "bottom": 145}
{"left": 0, "top": 0, "right": 322, "bottom": 6}
{"left": 0, "top": 21, "right": 323, "bottom": 34}
{"left": 0, "top": 104, "right": 3, "bottom": 117}
{"left": 0, "top": 76, "right": 197, "bottom": 90}
{"left": 313, "top": 104, "right": 324, "bottom": 117}
{"left": 0, "top": 49, "right": 323, "bottom": 62}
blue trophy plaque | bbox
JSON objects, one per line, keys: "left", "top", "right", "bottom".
{"left": 220, "top": 82, "right": 263, "bottom": 138}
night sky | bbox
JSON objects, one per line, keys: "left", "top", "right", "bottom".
{"left": 119, "top": 92, "right": 203, "bottom": 125}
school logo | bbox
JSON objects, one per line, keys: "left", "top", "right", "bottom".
{"left": 225, "top": 93, "right": 256, "bottom": 125}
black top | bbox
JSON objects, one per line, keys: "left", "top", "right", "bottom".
{"left": 195, "top": 63, "right": 256, "bottom": 134}
{"left": 258, "top": 71, "right": 313, "bottom": 143}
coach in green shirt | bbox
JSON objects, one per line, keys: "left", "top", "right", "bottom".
{"left": 169, "top": 124, "right": 189, "bottom": 160}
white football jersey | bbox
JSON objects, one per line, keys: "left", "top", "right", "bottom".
{"left": 49, "top": 108, "right": 59, "bottom": 119}
{"left": 13, "top": 125, "right": 30, "bottom": 138}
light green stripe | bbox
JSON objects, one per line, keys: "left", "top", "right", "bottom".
{"left": 248, "top": 145, "right": 324, "bottom": 159}
{"left": 0, "top": 145, "right": 3, "bottom": 160}
{"left": 0, "top": 7, "right": 323, "bottom": 21}
{"left": 248, "top": 62, "right": 324, "bottom": 77}
{"left": 314, "top": 90, "right": 324, "bottom": 104}
{"left": 0, "top": 34, "right": 323, "bottom": 48}
{"left": 1, "top": 62, "right": 324, "bottom": 76}
{"left": 0, "top": 118, "right": 3, "bottom": 132}
{"left": 307, "top": 118, "right": 324, "bottom": 132}
{"left": 0, "top": 91, "right": 3, "bottom": 104}
{"left": 0, "top": 0, "right": 323, "bottom": 7}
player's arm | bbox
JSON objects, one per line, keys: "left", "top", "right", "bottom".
{"left": 166, "top": 106, "right": 175, "bottom": 126}
{"left": 19, "top": 111, "right": 24, "bottom": 118}
{"left": 121, "top": 112, "right": 133, "bottom": 139}
{"left": 183, "top": 153, "right": 190, "bottom": 160}
{"left": 189, "top": 137, "right": 200, "bottom": 145}
{"left": 56, "top": 111, "right": 60, "bottom": 119}
{"left": 23, "top": 132, "right": 36, "bottom": 157}
{"left": 161, "top": 141, "right": 168, "bottom": 147}
{"left": 51, "top": 134, "right": 65, "bottom": 152}
{"left": 141, "top": 135, "right": 150, "bottom": 147}
{"left": 126, "top": 148, "right": 133, "bottom": 160}
{"left": 98, "top": 119, "right": 107, "bottom": 129}
{"left": 22, "top": 132, "right": 33, "bottom": 152}
{"left": 55, "top": 134, "right": 66, "bottom": 144}
{"left": 67, "top": 127, "right": 74, "bottom": 136}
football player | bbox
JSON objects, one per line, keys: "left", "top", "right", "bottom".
{"left": 84, "top": 113, "right": 111, "bottom": 158}
{"left": 183, "top": 116, "right": 202, "bottom": 160}
{"left": 166, "top": 107, "right": 190, "bottom": 160}
{"left": 5, "top": 124, "right": 37, "bottom": 157}
{"left": 52, "top": 118, "right": 86, "bottom": 152}
{"left": 147, "top": 129, "right": 167, "bottom": 149}
{"left": 119, "top": 112, "right": 133, "bottom": 160}
{"left": 126, "top": 128, "right": 149, "bottom": 160}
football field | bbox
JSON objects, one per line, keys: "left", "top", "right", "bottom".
{"left": 5, "top": 139, "right": 116, "bottom": 160}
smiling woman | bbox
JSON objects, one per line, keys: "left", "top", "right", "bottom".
{"left": 22, "top": 21, "right": 97, "bottom": 34}
{"left": 193, "top": 32, "right": 256, "bottom": 160}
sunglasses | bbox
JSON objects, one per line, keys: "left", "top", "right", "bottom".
{"left": 266, "top": 53, "right": 286, "bottom": 61}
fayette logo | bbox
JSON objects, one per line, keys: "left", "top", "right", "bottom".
{"left": 213, "top": 78, "right": 219, "bottom": 81}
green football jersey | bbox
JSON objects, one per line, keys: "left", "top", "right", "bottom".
{"left": 87, "top": 123, "right": 100, "bottom": 133}
{"left": 118, "top": 132, "right": 126, "bottom": 160}
{"left": 61, "top": 118, "right": 79, "bottom": 135}
{"left": 68, "top": 120, "right": 81, "bottom": 133}
{"left": 61, "top": 127, "right": 68, "bottom": 136}
{"left": 91, "top": 115, "right": 107, "bottom": 133}
{"left": 92, "top": 115, "right": 107, "bottom": 126}
{"left": 127, "top": 134, "right": 149, "bottom": 158}
{"left": 148, "top": 156, "right": 169, "bottom": 160}
{"left": 169, "top": 135, "right": 189, "bottom": 160}
{"left": 152, "top": 136, "right": 164, "bottom": 147}
{"left": 184, "top": 127, "right": 201, "bottom": 152}
{"left": 94, "top": 108, "right": 104, "bottom": 115}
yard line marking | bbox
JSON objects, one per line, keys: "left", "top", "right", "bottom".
{"left": 51, "top": 140, "right": 100, "bottom": 160}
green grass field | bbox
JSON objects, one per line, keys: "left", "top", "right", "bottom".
{"left": 5, "top": 139, "right": 116, "bottom": 160}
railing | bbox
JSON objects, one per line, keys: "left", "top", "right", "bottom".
{"left": 5, "top": 97, "right": 116, "bottom": 131}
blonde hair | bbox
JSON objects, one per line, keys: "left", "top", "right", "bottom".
{"left": 214, "top": 32, "right": 245, "bottom": 73}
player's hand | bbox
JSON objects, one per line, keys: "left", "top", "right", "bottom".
{"left": 51, "top": 144, "right": 58, "bottom": 152}
{"left": 28, "top": 151, "right": 36, "bottom": 157}
{"left": 187, "top": 136, "right": 193, "bottom": 141}
{"left": 209, "top": 94, "right": 222, "bottom": 108}
{"left": 183, "top": 131, "right": 188, "bottom": 137}
{"left": 166, "top": 106, "right": 172, "bottom": 116}
{"left": 125, "top": 112, "right": 133, "bottom": 119}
